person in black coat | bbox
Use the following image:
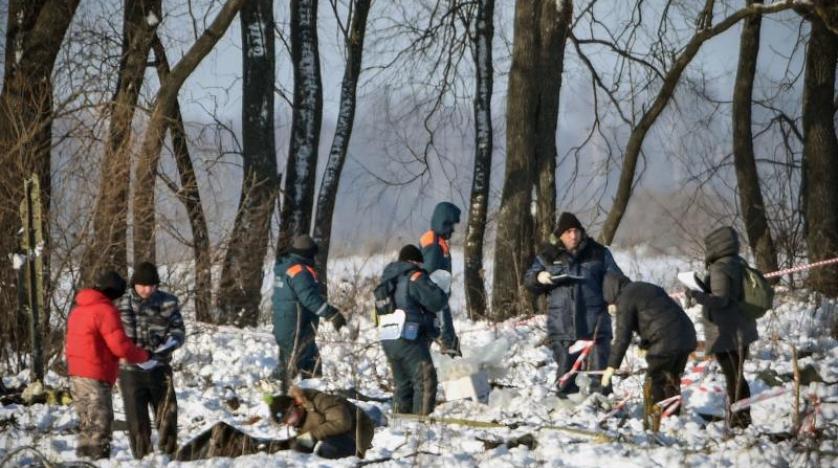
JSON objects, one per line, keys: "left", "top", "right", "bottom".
{"left": 601, "top": 272, "right": 697, "bottom": 416}
{"left": 685, "top": 226, "right": 758, "bottom": 428}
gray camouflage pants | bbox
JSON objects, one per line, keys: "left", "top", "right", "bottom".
{"left": 70, "top": 376, "right": 113, "bottom": 459}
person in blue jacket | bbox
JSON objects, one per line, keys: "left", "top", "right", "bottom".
{"left": 419, "top": 202, "right": 461, "bottom": 356}
{"left": 379, "top": 245, "right": 448, "bottom": 414}
{"left": 271, "top": 235, "right": 346, "bottom": 391}
{"left": 524, "top": 212, "right": 623, "bottom": 397}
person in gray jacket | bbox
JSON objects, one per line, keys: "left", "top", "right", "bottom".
{"left": 685, "top": 226, "right": 758, "bottom": 428}
{"left": 601, "top": 272, "right": 697, "bottom": 418}
{"left": 117, "top": 262, "right": 185, "bottom": 458}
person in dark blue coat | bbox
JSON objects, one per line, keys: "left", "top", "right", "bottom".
{"left": 419, "top": 202, "right": 461, "bottom": 356}
{"left": 271, "top": 235, "right": 346, "bottom": 391}
{"left": 379, "top": 245, "right": 448, "bottom": 415}
{"left": 524, "top": 212, "right": 623, "bottom": 397}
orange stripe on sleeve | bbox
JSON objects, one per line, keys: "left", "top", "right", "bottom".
{"left": 287, "top": 265, "right": 304, "bottom": 277}
{"left": 410, "top": 271, "right": 423, "bottom": 282}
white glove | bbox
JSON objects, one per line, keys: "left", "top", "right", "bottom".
{"left": 136, "top": 359, "right": 158, "bottom": 371}
{"left": 154, "top": 336, "right": 179, "bottom": 353}
{"left": 537, "top": 271, "right": 554, "bottom": 285}
{"left": 601, "top": 367, "right": 616, "bottom": 388}
{"left": 429, "top": 270, "right": 452, "bottom": 294}
{"left": 296, "top": 431, "right": 316, "bottom": 449}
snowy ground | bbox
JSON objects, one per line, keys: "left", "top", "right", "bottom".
{"left": 1, "top": 249, "right": 836, "bottom": 467}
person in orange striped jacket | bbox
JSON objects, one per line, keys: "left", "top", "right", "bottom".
{"left": 271, "top": 235, "right": 346, "bottom": 391}
{"left": 419, "top": 202, "right": 461, "bottom": 356}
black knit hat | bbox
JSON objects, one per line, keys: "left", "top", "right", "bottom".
{"left": 289, "top": 234, "right": 318, "bottom": 259}
{"left": 130, "top": 261, "right": 160, "bottom": 286}
{"left": 398, "top": 244, "right": 424, "bottom": 263}
{"left": 94, "top": 270, "right": 127, "bottom": 300}
{"left": 554, "top": 212, "right": 584, "bottom": 236}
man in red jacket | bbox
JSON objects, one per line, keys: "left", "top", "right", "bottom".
{"left": 65, "top": 271, "right": 151, "bottom": 459}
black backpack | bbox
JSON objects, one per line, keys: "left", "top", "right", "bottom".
{"left": 372, "top": 268, "right": 418, "bottom": 325}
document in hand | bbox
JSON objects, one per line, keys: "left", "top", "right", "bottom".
{"left": 677, "top": 271, "right": 708, "bottom": 292}
{"left": 154, "top": 336, "right": 179, "bottom": 353}
{"left": 550, "top": 273, "right": 585, "bottom": 283}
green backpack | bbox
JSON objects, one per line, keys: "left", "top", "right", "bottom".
{"left": 739, "top": 260, "right": 774, "bottom": 319}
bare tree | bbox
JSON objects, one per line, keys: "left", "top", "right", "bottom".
{"left": 801, "top": 13, "right": 838, "bottom": 297}
{"left": 217, "top": 0, "right": 279, "bottom": 327}
{"left": 599, "top": 0, "right": 797, "bottom": 246}
{"left": 82, "top": 0, "right": 161, "bottom": 286}
{"left": 0, "top": 0, "right": 80, "bottom": 372}
{"left": 491, "top": 0, "right": 573, "bottom": 320}
{"left": 151, "top": 36, "right": 213, "bottom": 323}
{"left": 277, "top": 0, "right": 323, "bottom": 254}
{"left": 312, "top": 0, "right": 373, "bottom": 290}
{"left": 732, "top": 0, "right": 779, "bottom": 275}
{"left": 132, "top": 0, "right": 247, "bottom": 264}
{"left": 463, "top": 0, "right": 494, "bottom": 320}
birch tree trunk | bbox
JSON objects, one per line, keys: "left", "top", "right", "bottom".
{"left": 278, "top": 0, "right": 323, "bottom": 254}
{"left": 312, "top": 0, "right": 372, "bottom": 290}
{"left": 217, "top": 0, "right": 279, "bottom": 327}
{"left": 464, "top": 0, "right": 494, "bottom": 319}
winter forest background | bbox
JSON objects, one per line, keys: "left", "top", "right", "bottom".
{"left": 0, "top": 0, "right": 837, "bottom": 464}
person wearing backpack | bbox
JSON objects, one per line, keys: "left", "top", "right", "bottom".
{"left": 419, "top": 202, "right": 462, "bottom": 357}
{"left": 378, "top": 245, "right": 448, "bottom": 415}
{"left": 685, "top": 226, "right": 758, "bottom": 428}
{"left": 271, "top": 235, "right": 346, "bottom": 392}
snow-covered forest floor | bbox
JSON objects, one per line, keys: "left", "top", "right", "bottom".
{"left": 1, "top": 250, "right": 836, "bottom": 467}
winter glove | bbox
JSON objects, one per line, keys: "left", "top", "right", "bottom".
{"left": 601, "top": 367, "right": 616, "bottom": 388}
{"left": 295, "top": 432, "right": 316, "bottom": 449}
{"left": 137, "top": 359, "right": 158, "bottom": 371}
{"left": 329, "top": 312, "right": 347, "bottom": 331}
{"left": 537, "top": 271, "right": 554, "bottom": 285}
{"left": 429, "top": 270, "right": 452, "bottom": 294}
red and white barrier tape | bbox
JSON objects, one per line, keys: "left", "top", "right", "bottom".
{"left": 656, "top": 394, "right": 682, "bottom": 417}
{"left": 599, "top": 394, "right": 633, "bottom": 423}
{"left": 764, "top": 256, "right": 838, "bottom": 279}
{"left": 558, "top": 340, "right": 595, "bottom": 388}
{"left": 730, "top": 386, "right": 789, "bottom": 412}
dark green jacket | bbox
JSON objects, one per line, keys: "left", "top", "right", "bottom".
{"left": 381, "top": 261, "right": 448, "bottom": 335}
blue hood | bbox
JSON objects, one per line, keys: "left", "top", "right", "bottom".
{"left": 382, "top": 261, "right": 420, "bottom": 283}
{"left": 430, "top": 202, "right": 461, "bottom": 238}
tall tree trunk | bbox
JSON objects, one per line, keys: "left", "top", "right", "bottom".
{"left": 132, "top": 0, "right": 246, "bottom": 264}
{"left": 0, "top": 0, "right": 79, "bottom": 372}
{"left": 732, "top": 0, "right": 779, "bottom": 276}
{"left": 533, "top": 0, "right": 572, "bottom": 247}
{"left": 82, "top": 0, "right": 161, "bottom": 286}
{"left": 802, "top": 15, "right": 838, "bottom": 297}
{"left": 312, "top": 0, "right": 372, "bottom": 291}
{"left": 277, "top": 0, "right": 323, "bottom": 254}
{"left": 151, "top": 36, "right": 213, "bottom": 324}
{"left": 599, "top": 1, "right": 796, "bottom": 245}
{"left": 217, "top": 0, "right": 279, "bottom": 327}
{"left": 491, "top": 0, "right": 569, "bottom": 320}
{"left": 463, "top": 0, "right": 494, "bottom": 320}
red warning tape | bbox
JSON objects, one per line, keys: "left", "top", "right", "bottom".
{"left": 558, "top": 340, "right": 595, "bottom": 388}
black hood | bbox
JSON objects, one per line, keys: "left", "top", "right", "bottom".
{"left": 382, "top": 261, "right": 420, "bottom": 283}
{"left": 603, "top": 272, "right": 630, "bottom": 304}
{"left": 704, "top": 226, "right": 739, "bottom": 265}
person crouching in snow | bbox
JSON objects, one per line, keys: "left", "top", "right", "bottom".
{"left": 600, "top": 272, "right": 697, "bottom": 427}
{"left": 65, "top": 271, "right": 152, "bottom": 459}
{"left": 269, "top": 385, "right": 375, "bottom": 459}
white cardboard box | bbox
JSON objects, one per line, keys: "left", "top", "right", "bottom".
{"left": 442, "top": 370, "right": 491, "bottom": 403}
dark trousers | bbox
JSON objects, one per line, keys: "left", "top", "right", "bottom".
{"left": 553, "top": 337, "right": 610, "bottom": 395}
{"left": 645, "top": 352, "right": 691, "bottom": 413}
{"left": 382, "top": 337, "right": 437, "bottom": 415}
{"left": 119, "top": 365, "right": 178, "bottom": 459}
{"left": 315, "top": 433, "right": 358, "bottom": 459}
{"left": 715, "top": 348, "right": 752, "bottom": 428}
{"left": 273, "top": 307, "right": 321, "bottom": 390}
